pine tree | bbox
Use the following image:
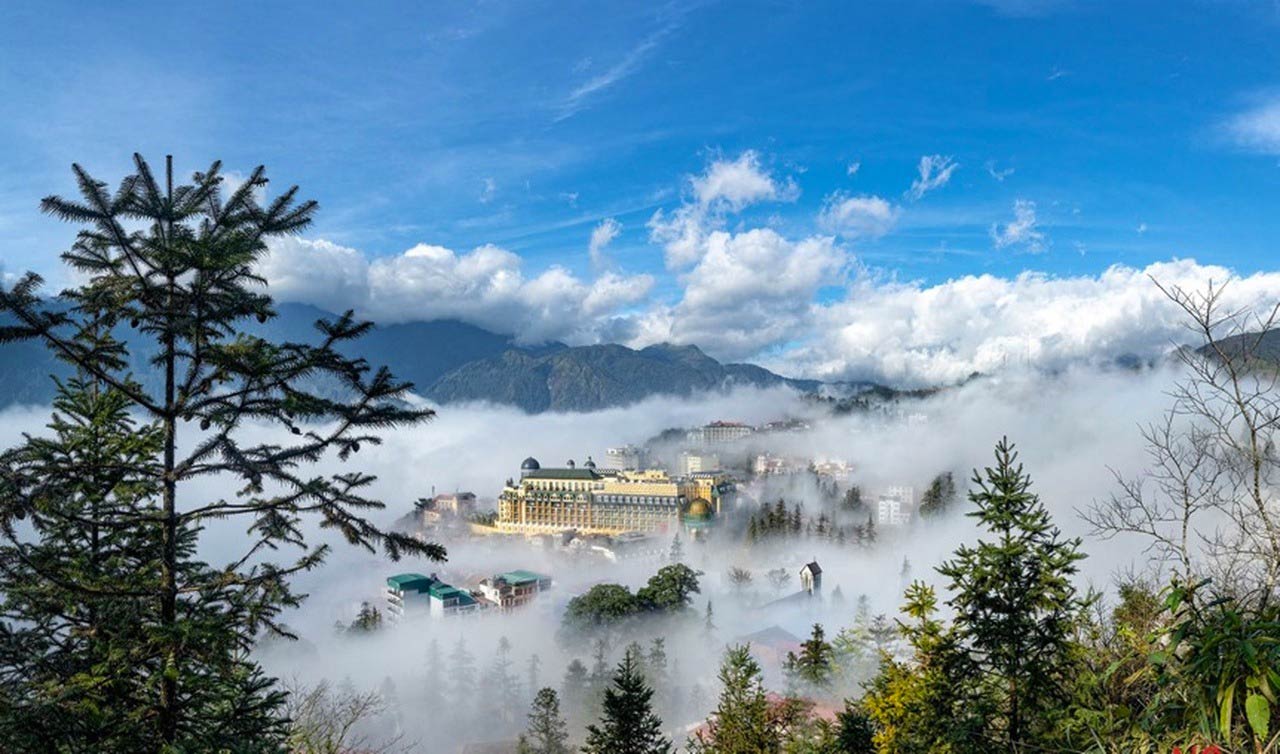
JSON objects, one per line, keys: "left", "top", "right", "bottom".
{"left": 784, "top": 623, "right": 835, "bottom": 693}
{"left": 527, "top": 653, "right": 542, "bottom": 704}
{"left": 688, "top": 645, "right": 775, "bottom": 754}
{"left": 348, "top": 602, "right": 383, "bottom": 633}
{"left": 483, "top": 637, "right": 520, "bottom": 730}
{"left": 669, "top": 533, "right": 684, "bottom": 563}
{"left": 450, "top": 637, "right": 478, "bottom": 727}
{"left": 704, "top": 600, "right": 717, "bottom": 639}
{"left": 918, "top": 471, "right": 957, "bottom": 519}
{"left": 936, "top": 438, "right": 1088, "bottom": 750}
{"left": 583, "top": 646, "right": 671, "bottom": 754}
{"left": 518, "top": 687, "right": 571, "bottom": 754}
{"left": 423, "top": 639, "right": 445, "bottom": 715}
{"left": 561, "top": 659, "right": 589, "bottom": 724}
{"left": 0, "top": 155, "right": 442, "bottom": 748}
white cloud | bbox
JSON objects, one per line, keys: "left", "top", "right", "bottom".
{"left": 261, "top": 237, "right": 652, "bottom": 344}
{"left": 846, "top": 160, "right": 861, "bottom": 177}
{"left": 632, "top": 228, "right": 847, "bottom": 361}
{"left": 1223, "top": 97, "right": 1280, "bottom": 154}
{"left": 649, "top": 151, "right": 799, "bottom": 268}
{"left": 479, "top": 177, "right": 496, "bottom": 204}
{"left": 817, "top": 193, "right": 900, "bottom": 240}
{"left": 990, "top": 198, "right": 1047, "bottom": 252}
{"left": 789, "top": 259, "right": 1280, "bottom": 387}
{"left": 908, "top": 154, "right": 959, "bottom": 200}
{"left": 588, "top": 218, "right": 622, "bottom": 269}
{"left": 1137, "top": 222, "right": 1148, "bottom": 234}
{"left": 985, "top": 160, "right": 1015, "bottom": 181}
{"left": 691, "top": 150, "right": 795, "bottom": 210}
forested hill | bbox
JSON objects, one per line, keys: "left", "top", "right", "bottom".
{"left": 0, "top": 303, "right": 830, "bottom": 413}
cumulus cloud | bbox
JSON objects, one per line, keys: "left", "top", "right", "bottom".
{"left": 633, "top": 228, "right": 847, "bottom": 361}
{"left": 784, "top": 259, "right": 1280, "bottom": 387}
{"left": 1223, "top": 97, "right": 1280, "bottom": 154}
{"left": 990, "top": 198, "right": 1047, "bottom": 252}
{"left": 649, "top": 150, "right": 799, "bottom": 268}
{"left": 907, "top": 154, "right": 959, "bottom": 200}
{"left": 588, "top": 218, "right": 622, "bottom": 270}
{"left": 691, "top": 150, "right": 796, "bottom": 210}
{"left": 817, "top": 192, "right": 900, "bottom": 240}
{"left": 260, "top": 237, "right": 652, "bottom": 343}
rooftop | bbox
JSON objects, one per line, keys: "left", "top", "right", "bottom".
{"left": 498, "top": 569, "right": 549, "bottom": 584}
{"left": 524, "top": 468, "right": 603, "bottom": 480}
{"left": 386, "top": 573, "right": 433, "bottom": 592}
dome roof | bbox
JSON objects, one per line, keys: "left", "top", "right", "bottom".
{"left": 685, "top": 498, "right": 712, "bottom": 518}
{"left": 521, "top": 457, "right": 541, "bottom": 470}
{"left": 584, "top": 456, "right": 597, "bottom": 469}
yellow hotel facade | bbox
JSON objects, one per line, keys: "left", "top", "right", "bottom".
{"left": 497, "top": 457, "right": 730, "bottom": 535}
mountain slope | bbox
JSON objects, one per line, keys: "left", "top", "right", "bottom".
{"left": 426, "top": 342, "right": 817, "bottom": 412}
{"left": 0, "top": 303, "right": 822, "bottom": 413}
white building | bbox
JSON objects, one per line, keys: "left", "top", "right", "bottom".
{"left": 687, "top": 421, "right": 754, "bottom": 446}
{"left": 876, "top": 486, "right": 916, "bottom": 526}
{"left": 605, "top": 444, "right": 646, "bottom": 470}
{"left": 678, "top": 450, "right": 721, "bottom": 476}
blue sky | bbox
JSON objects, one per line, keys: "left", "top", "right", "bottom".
{"left": 3, "top": 1, "right": 1280, "bottom": 384}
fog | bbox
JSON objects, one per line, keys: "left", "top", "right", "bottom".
{"left": 0, "top": 364, "right": 1184, "bottom": 751}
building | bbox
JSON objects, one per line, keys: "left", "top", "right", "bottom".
{"left": 876, "top": 492, "right": 912, "bottom": 526}
{"left": 605, "top": 444, "right": 646, "bottom": 470}
{"left": 431, "top": 492, "right": 476, "bottom": 516}
{"left": 385, "top": 572, "right": 479, "bottom": 620}
{"left": 477, "top": 570, "right": 553, "bottom": 610}
{"left": 686, "top": 420, "right": 754, "bottom": 446}
{"left": 812, "top": 461, "right": 854, "bottom": 486}
{"left": 753, "top": 453, "right": 806, "bottom": 477}
{"left": 800, "top": 561, "right": 822, "bottom": 594}
{"left": 677, "top": 450, "right": 720, "bottom": 476}
{"left": 497, "top": 458, "right": 733, "bottom": 535}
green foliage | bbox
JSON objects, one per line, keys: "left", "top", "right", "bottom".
{"left": 582, "top": 646, "right": 671, "bottom": 754}
{"left": 0, "top": 155, "right": 442, "bottom": 749}
{"left": 785, "top": 624, "right": 836, "bottom": 694}
{"left": 917, "top": 471, "right": 956, "bottom": 519}
{"left": 636, "top": 563, "right": 703, "bottom": 612}
{"left": 937, "top": 437, "right": 1089, "bottom": 749}
{"left": 688, "top": 645, "right": 774, "bottom": 754}
{"left": 861, "top": 582, "right": 977, "bottom": 754}
{"left": 563, "top": 563, "right": 703, "bottom": 635}
{"left": 518, "top": 687, "right": 571, "bottom": 754}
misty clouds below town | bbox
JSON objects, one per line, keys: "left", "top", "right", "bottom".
{"left": 0, "top": 363, "right": 1186, "bottom": 748}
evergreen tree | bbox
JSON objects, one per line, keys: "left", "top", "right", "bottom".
{"left": 582, "top": 646, "right": 671, "bottom": 754}
{"left": 0, "top": 155, "right": 442, "bottom": 748}
{"left": 423, "top": 639, "right": 445, "bottom": 715}
{"left": 348, "top": 601, "right": 382, "bottom": 633}
{"left": 669, "top": 533, "right": 684, "bottom": 563}
{"left": 688, "top": 645, "right": 775, "bottom": 754}
{"left": 784, "top": 623, "right": 835, "bottom": 693}
{"left": 482, "top": 636, "right": 520, "bottom": 730}
{"left": 936, "top": 438, "right": 1089, "bottom": 750}
{"left": 561, "top": 658, "right": 590, "bottom": 724}
{"left": 527, "top": 653, "right": 542, "bottom": 704}
{"left": 918, "top": 471, "right": 957, "bottom": 519}
{"left": 704, "top": 600, "right": 717, "bottom": 639}
{"left": 450, "top": 637, "right": 478, "bottom": 726}
{"left": 518, "top": 687, "right": 571, "bottom": 754}
{"left": 864, "top": 513, "right": 877, "bottom": 544}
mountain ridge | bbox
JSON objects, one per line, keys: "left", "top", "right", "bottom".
{"left": 0, "top": 302, "right": 833, "bottom": 413}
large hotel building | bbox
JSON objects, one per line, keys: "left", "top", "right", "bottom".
{"left": 497, "top": 456, "right": 731, "bottom": 535}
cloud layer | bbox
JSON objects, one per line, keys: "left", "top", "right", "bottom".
{"left": 257, "top": 151, "right": 1280, "bottom": 387}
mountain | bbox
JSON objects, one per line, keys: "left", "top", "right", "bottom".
{"left": 0, "top": 303, "right": 822, "bottom": 412}
{"left": 426, "top": 342, "right": 820, "bottom": 412}
{"left": 1196, "top": 329, "right": 1280, "bottom": 364}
